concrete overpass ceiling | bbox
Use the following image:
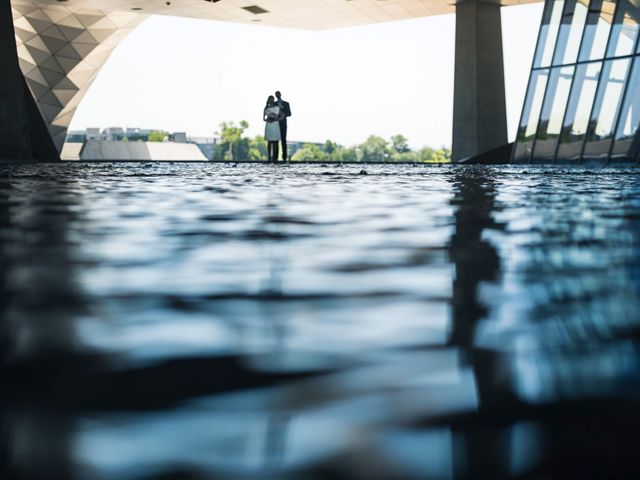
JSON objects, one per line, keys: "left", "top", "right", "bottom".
{"left": 20, "top": 0, "right": 543, "bottom": 30}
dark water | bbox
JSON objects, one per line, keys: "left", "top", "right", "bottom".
{"left": 1, "top": 163, "right": 639, "bottom": 479}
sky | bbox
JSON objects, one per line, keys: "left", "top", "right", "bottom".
{"left": 68, "top": 4, "right": 543, "bottom": 150}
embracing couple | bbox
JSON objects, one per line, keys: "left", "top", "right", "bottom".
{"left": 263, "top": 91, "right": 291, "bottom": 163}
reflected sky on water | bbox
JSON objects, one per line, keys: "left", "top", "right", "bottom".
{"left": 1, "top": 163, "right": 639, "bottom": 479}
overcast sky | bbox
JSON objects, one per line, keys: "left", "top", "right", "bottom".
{"left": 69, "top": 4, "right": 543, "bottom": 149}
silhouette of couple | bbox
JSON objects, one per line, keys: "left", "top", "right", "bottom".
{"left": 264, "top": 91, "right": 291, "bottom": 163}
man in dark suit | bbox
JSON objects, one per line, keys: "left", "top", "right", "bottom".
{"left": 275, "top": 91, "right": 291, "bottom": 162}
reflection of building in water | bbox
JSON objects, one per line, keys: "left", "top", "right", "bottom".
{"left": 482, "top": 176, "right": 640, "bottom": 403}
{"left": 447, "top": 168, "right": 515, "bottom": 478}
{"left": 0, "top": 179, "right": 89, "bottom": 479}
{"left": 445, "top": 168, "right": 640, "bottom": 478}
{"left": 0, "top": 179, "right": 89, "bottom": 359}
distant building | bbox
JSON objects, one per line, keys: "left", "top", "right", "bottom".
{"left": 86, "top": 128, "right": 101, "bottom": 141}
{"left": 122, "top": 128, "right": 154, "bottom": 142}
{"left": 65, "top": 128, "right": 185, "bottom": 144}
{"left": 188, "top": 136, "right": 217, "bottom": 161}
{"left": 65, "top": 130, "right": 87, "bottom": 144}
{"left": 170, "top": 132, "right": 187, "bottom": 143}
{"left": 63, "top": 130, "right": 336, "bottom": 161}
{"left": 61, "top": 128, "right": 209, "bottom": 161}
{"left": 102, "top": 127, "right": 125, "bottom": 141}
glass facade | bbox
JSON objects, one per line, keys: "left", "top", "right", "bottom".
{"left": 514, "top": 0, "right": 640, "bottom": 164}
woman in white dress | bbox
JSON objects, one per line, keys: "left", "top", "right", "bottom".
{"left": 263, "top": 95, "right": 281, "bottom": 163}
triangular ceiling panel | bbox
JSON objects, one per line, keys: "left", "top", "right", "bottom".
{"left": 75, "top": 13, "right": 104, "bottom": 28}
{"left": 69, "top": 59, "right": 97, "bottom": 73}
{"left": 26, "top": 79, "right": 51, "bottom": 100}
{"left": 55, "top": 55, "right": 81, "bottom": 72}
{"left": 11, "top": 0, "right": 147, "bottom": 153}
{"left": 90, "top": 17, "right": 117, "bottom": 30}
{"left": 39, "top": 24, "right": 66, "bottom": 41}
{"left": 14, "top": 27, "right": 38, "bottom": 43}
{"left": 24, "top": 67, "right": 48, "bottom": 87}
{"left": 83, "top": 49, "right": 113, "bottom": 68}
{"left": 72, "top": 30, "right": 99, "bottom": 45}
{"left": 52, "top": 89, "right": 77, "bottom": 105}
{"left": 59, "top": 25, "right": 85, "bottom": 42}
{"left": 56, "top": 15, "right": 84, "bottom": 29}
{"left": 13, "top": 15, "right": 36, "bottom": 33}
{"left": 42, "top": 8, "right": 72, "bottom": 24}
{"left": 40, "top": 55, "right": 62, "bottom": 73}
{"left": 23, "top": 9, "right": 51, "bottom": 23}
{"left": 25, "top": 44, "right": 52, "bottom": 64}
{"left": 53, "top": 77, "right": 77, "bottom": 91}
{"left": 39, "top": 102, "right": 63, "bottom": 122}
{"left": 11, "top": 3, "right": 39, "bottom": 17}
{"left": 23, "top": 17, "right": 52, "bottom": 33}
{"left": 66, "top": 69, "right": 95, "bottom": 88}
{"left": 106, "top": 12, "right": 140, "bottom": 28}
{"left": 87, "top": 28, "right": 117, "bottom": 43}
{"left": 24, "top": 35, "right": 48, "bottom": 52}
{"left": 38, "top": 65, "right": 66, "bottom": 87}
{"left": 55, "top": 43, "right": 82, "bottom": 60}
{"left": 19, "top": 57, "right": 37, "bottom": 76}
{"left": 51, "top": 110, "right": 76, "bottom": 128}
{"left": 39, "top": 33, "right": 69, "bottom": 53}
{"left": 71, "top": 42, "right": 98, "bottom": 58}
{"left": 38, "top": 91, "right": 63, "bottom": 109}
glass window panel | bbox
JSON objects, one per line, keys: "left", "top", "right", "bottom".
{"left": 523, "top": 70, "right": 551, "bottom": 139}
{"left": 553, "top": 0, "right": 589, "bottom": 65}
{"left": 512, "top": 141, "right": 534, "bottom": 163}
{"left": 611, "top": 58, "right": 640, "bottom": 160}
{"left": 513, "top": 70, "right": 550, "bottom": 162}
{"left": 534, "top": 66, "right": 575, "bottom": 160}
{"left": 583, "top": 58, "right": 632, "bottom": 160}
{"left": 579, "top": 0, "right": 617, "bottom": 61}
{"left": 534, "top": 0, "right": 565, "bottom": 67}
{"left": 606, "top": 0, "right": 640, "bottom": 58}
{"left": 557, "top": 62, "right": 602, "bottom": 161}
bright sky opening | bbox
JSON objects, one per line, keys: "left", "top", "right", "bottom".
{"left": 69, "top": 4, "right": 543, "bottom": 149}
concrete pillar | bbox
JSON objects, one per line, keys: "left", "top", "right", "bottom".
{"left": 452, "top": 1, "right": 508, "bottom": 162}
{"left": 0, "top": 0, "right": 32, "bottom": 160}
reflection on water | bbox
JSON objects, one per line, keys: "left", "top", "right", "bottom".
{"left": 1, "top": 163, "right": 640, "bottom": 479}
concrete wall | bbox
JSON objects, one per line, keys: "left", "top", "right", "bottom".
{"left": 79, "top": 141, "right": 207, "bottom": 161}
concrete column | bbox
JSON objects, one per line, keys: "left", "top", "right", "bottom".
{"left": 0, "top": 0, "right": 32, "bottom": 160}
{"left": 452, "top": 0, "right": 508, "bottom": 162}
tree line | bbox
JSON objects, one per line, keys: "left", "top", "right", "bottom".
{"left": 212, "top": 121, "right": 451, "bottom": 163}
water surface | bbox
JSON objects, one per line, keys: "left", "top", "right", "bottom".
{"left": 1, "top": 163, "right": 639, "bottom": 479}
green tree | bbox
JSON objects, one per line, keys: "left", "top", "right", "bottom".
{"left": 391, "top": 151, "right": 417, "bottom": 162}
{"left": 216, "top": 120, "right": 249, "bottom": 161}
{"left": 338, "top": 147, "right": 359, "bottom": 163}
{"left": 360, "top": 135, "right": 389, "bottom": 162}
{"left": 248, "top": 136, "right": 268, "bottom": 161}
{"left": 323, "top": 140, "right": 338, "bottom": 156}
{"left": 292, "top": 143, "right": 326, "bottom": 162}
{"left": 431, "top": 147, "right": 452, "bottom": 163}
{"left": 390, "top": 134, "right": 410, "bottom": 154}
{"left": 417, "top": 147, "right": 435, "bottom": 162}
{"left": 148, "top": 130, "right": 169, "bottom": 142}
